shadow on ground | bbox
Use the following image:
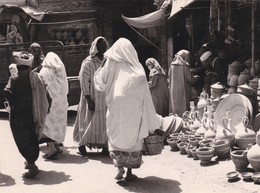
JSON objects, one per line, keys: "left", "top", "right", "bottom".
{"left": 23, "top": 170, "right": 71, "bottom": 185}
{"left": 0, "top": 172, "right": 15, "bottom": 186}
{"left": 117, "top": 176, "right": 181, "bottom": 193}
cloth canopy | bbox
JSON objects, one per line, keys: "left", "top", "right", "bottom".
{"left": 122, "top": 9, "right": 166, "bottom": 29}
{"left": 169, "top": 0, "right": 196, "bottom": 19}
{"left": 0, "top": 4, "right": 45, "bottom": 21}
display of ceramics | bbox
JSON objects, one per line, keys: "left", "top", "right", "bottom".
{"left": 214, "top": 94, "right": 253, "bottom": 131}
{"left": 196, "top": 147, "right": 215, "bottom": 164}
{"left": 213, "top": 139, "right": 230, "bottom": 159}
{"left": 204, "top": 119, "right": 216, "bottom": 139}
{"left": 241, "top": 172, "right": 253, "bottom": 180}
{"left": 226, "top": 171, "right": 239, "bottom": 180}
{"left": 252, "top": 172, "right": 260, "bottom": 183}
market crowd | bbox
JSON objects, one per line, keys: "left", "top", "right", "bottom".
{"left": 2, "top": 34, "right": 221, "bottom": 181}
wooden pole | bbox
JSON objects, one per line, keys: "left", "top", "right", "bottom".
{"left": 251, "top": 0, "right": 256, "bottom": 77}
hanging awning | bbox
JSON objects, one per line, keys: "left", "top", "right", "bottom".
{"left": 122, "top": 9, "right": 166, "bottom": 29}
{"left": 169, "top": 0, "right": 197, "bottom": 19}
{"left": 0, "top": 4, "right": 45, "bottom": 21}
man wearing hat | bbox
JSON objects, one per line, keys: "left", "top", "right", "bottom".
{"left": 3, "top": 51, "right": 49, "bottom": 179}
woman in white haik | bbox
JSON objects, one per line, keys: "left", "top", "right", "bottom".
{"left": 39, "top": 52, "right": 68, "bottom": 158}
{"left": 94, "top": 38, "right": 167, "bottom": 181}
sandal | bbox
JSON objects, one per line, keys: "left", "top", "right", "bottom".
{"left": 22, "top": 165, "right": 39, "bottom": 179}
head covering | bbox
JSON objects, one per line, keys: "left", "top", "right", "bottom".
{"left": 89, "top": 36, "right": 110, "bottom": 57}
{"left": 145, "top": 58, "right": 166, "bottom": 75}
{"left": 9, "top": 63, "right": 17, "bottom": 70}
{"left": 30, "top": 42, "right": 41, "bottom": 49}
{"left": 200, "top": 51, "right": 212, "bottom": 62}
{"left": 12, "top": 51, "right": 34, "bottom": 66}
{"left": 172, "top": 49, "right": 191, "bottom": 66}
{"left": 104, "top": 37, "right": 145, "bottom": 75}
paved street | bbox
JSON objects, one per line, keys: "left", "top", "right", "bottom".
{"left": 0, "top": 107, "right": 260, "bottom": 193}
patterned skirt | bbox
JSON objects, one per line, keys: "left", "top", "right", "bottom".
{"left": 110, "top": 150, "right": 142, "bottom": 169}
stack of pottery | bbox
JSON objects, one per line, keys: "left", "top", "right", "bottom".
{"left": 235, "top": 116, "right": 256, "bottom": 150}
{"left": 238, "top": 68, "right": 252, "bottom": 86}
{"left": 237, "top": 84, "right": 255, "bottom": 98}
{"left": 228, "top": 74, "right": 238, "bottom": 94}
{"left": 227, "top": 60, "right": 245, "bottom": 85}
{"left": 210, "top": 82, "right": 225, "bottom": 99}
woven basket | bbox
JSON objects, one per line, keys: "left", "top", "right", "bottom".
{"left": 144, "top": 134, "right": 164, "bottom": 155}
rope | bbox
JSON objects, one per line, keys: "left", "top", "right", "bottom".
{"left": 124, "top": 20, "right": 173, "bottom": 58}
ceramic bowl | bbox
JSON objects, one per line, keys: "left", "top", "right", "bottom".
{"left": 213, "top": 139, "right": 230, "bottom": 159}
{"left": 252, "top": 172, "right": 260, "bottom": 183}
{"left": 226, "top": 171, "right": 239, "bottom": 180}
{"left": 177, "top": 142, "right": 187, "bottom": 155}
{"left": 230, "top": 149, "right": 249, "bottom": 172}
{"left": 241, "top": 172, "right": 253, "bottom": 180}
{"left": 196, "top": 147, "right": 215, "bottom": 164}
{"left": 169, "top": 133, "right": 181, "bottom": 140}
{"left": 179, "top": 134, "right": 189, "bottom": 142}
{"left": 188, "top": 137, "right": 199, "bottom": 147}
{"left": 190, "top": 147, "right": 199, "bottom": 160}
{"left": 185, "top": 145, "right": 193, "bottom": 158}
{"left": 167, "top": 138, "right": 180, "bottom": 151}
{"left": 199, "top": 138, "right": 215, "bottom": 147}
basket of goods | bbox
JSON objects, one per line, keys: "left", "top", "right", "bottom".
{"left": 144, "top": 129, "right": 164, "bottom": 155}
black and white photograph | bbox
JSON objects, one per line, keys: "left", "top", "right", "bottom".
{"left": 0, "top": 0, "right": 260, "bottom": 193}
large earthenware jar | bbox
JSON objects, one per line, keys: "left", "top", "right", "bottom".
{"left": 247, "top": 131, "right": 260, "bottom": 172}
{"left": 235, "top": 116, "right": 256, "bottom": 150}
{"left": 238, "top": 69, "right": 252, "bottom": 86}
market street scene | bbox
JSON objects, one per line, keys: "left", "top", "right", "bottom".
{"left": 1, "top": 0, "right": 260, "bottom": 193}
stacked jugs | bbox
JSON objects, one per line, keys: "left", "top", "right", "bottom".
{"left": 227, "top": 60, "right": 245, "bottom": 86}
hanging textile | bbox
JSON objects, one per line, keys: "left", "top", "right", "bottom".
{"left": 122, "top": 9, "right": 166, "bottom": 29}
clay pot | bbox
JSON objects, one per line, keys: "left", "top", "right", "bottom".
{"left": 197, "top": 89, "right": 209, "bottom": 109}
{"left": 228, "top": 60, "right": 244, "bottom": 74}
{"left": 196, "top": 147, "right": 215, "bottom": 164}
{"left": 177, "top": 142, "right": 187, "bottom": 155}
{"left": 185, "top": 145, "right": 193, "bottom": 157}
{"left": 235, "top": 116, "right": 256, "bottom": 150}
{"left": 199, "top": 138, "right": 215, "bottom": 147}
{"left": 213, "top": 139, "right": 230, "bottom": 159}
{"left": 189, "top": 111, "right": 201, "bottom": 131}
{"left": 179, "top": 133, "right": 189, "bottom": 142}
{"left": 190, "top": 147, "right": 199, "bottom": 160}
{"left": 249, "top": 77, "right": 259, "bottom": 90}
{"left": 230, "top": 149, "right": 249, "bottom": 171}
{"left": 188, "top": 137, "right": 199, "bottom": 147}
{"left": 227, "top": 86, "right": 237, "bottom": 94}
{"left": 229, "top": 74, "right": 239, "bottom": 87}
{"left": 211, "top": 82, "right": 225, "bottom": 94}
{"left": 237, "top": 84, "right": 254, "bottom": 96}
{"left": 169, "top": 133, "right": 180, "bottom": 140}
{"left": 247, "top": 137, "right": 260, "bottom": 172}
{"left": 167, "top": 138, "right": 180, "bottom": 151}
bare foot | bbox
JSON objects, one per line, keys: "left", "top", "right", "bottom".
{"left": 115, "top": 167, "right": 125, "bottom": 180}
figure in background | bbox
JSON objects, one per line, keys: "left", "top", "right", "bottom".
{"left": 94, "top": 38, "right": 180, "bottom": 181}
{"left": 73, "top": 36, "right": 110, "bottom": 156}
{"left": 145, "top": 58, "right": 169, "bottom": 117}
{"left": 3, "top": 51, "right": 48, "bottom": 179}
{"left": 39, "top": 52, "right": 69, "bottom": 159}
{"left": 168, "top": 50, "right": 192, "bottom": 117}
{"left": 30, "top": 42, "right": 45, "bottom": 72}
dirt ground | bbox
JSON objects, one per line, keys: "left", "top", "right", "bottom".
{"left": 0, "top": 109, "right": 260, "bottom": 193}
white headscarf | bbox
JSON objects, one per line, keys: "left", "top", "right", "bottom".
{"left": 104, "top": 37, "right": 145, "bottom": 75}
{"left": 89, "top": 36, "right": 110, "bottom": 57}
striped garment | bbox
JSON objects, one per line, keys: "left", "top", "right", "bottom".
{"left": 73, "top": 55, "right": 108, "bottom": 148}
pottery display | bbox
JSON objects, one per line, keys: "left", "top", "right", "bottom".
{"left": 211, "top": 82, "right": 225, "bottom": 98}
{"left": 229, "top": 74, "right": 239, "bottom": 87}
{"left": 230, "top": 149, "right": 249, "bottom": 172}
{"left": 213, "top": 139, "right": 230, "bottom": 159}
{"left": 241, "top": 172, "right": 253, "bottom": 180}
{"left": 197, "top": 89, "right": 209, "bottom": 109}
{"left": 196, "top": 147, "right": 215, "bottom": 164}
{"left": 235, "top": 116, "right": 256, "bottom": 150}
{"left": 195, "top": 118, "right": 207, "bottom": 136}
